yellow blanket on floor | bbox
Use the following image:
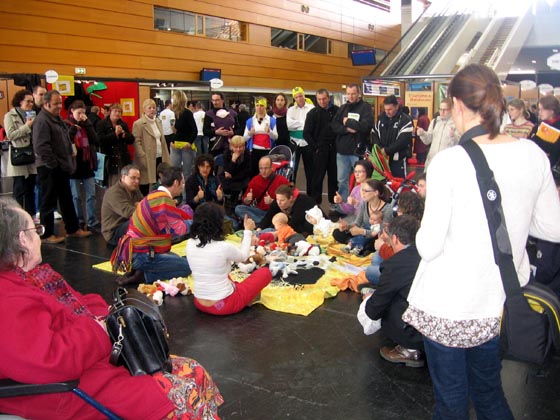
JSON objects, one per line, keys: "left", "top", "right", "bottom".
{"left": 93, "top": 236, "right": 364, "bottom": 316}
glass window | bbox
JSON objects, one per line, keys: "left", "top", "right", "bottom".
{"left": 272, "top": 28, "right": 332, "bottom": 55}
{"left": 153, "top": 7, "right": 247, "bottom": 42}
{"left": 271, "top": 28, "right": 298, "bottom": 50}
{"left": 304, "top": 35, "right": 328, "bottom": 54}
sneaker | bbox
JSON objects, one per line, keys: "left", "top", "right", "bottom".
{"left": 360, "top": 287, "right": 376, "bottom": 297}
{"left": 342, "top": 245, "right": 352, "bottom": 253}
{"left": 379, "top": 345, "right": 425, "bottom": 368}
{"left": 66, "top": 229, "right": 92, "bottom": 238}
{"left": 42, "top": 235, "right": 65, "bottom": 244}
{"left": 54, "top": 211, "right": 62, "bottom": 220}
{"left": 350, "top": 247, "right": 363, "bottom": 256}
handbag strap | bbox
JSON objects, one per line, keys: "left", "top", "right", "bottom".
{"left": 255, "top": 174, "right": 276, "bottom": 205}
{"left": 459, "top": 126, "right": 523, "bottom": 299}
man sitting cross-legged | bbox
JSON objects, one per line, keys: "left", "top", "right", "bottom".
{"left": 111, "top": 166, "right": 192, "bottom": 285}
{"left": 101, "top": 164, "right": 143, "bottom": 247}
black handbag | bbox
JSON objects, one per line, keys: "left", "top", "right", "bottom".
{"left": 106, "top": 287, "right": 171, "bottom": 376}
{"left": 10, "top": 143, "right": 35, "bottom": 166}
{"left": 460, "top": 132, "right": 560, "bottom": 365}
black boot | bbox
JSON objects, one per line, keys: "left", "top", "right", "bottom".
{"left": 116, "top": 270, "right": 145, "bottom": 286}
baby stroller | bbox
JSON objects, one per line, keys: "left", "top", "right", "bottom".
{"left": 350, "top": 144, "right": 418, "bottom": 212}
{"left": 268, "top": 145, "right": 295, "bottom": 182}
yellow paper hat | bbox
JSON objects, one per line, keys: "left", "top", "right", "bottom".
{"left": 255, "top": 97, "right": 267, "bottom": 107}
{"left": 292, "top": 86, "right": 305, "bottom": 97}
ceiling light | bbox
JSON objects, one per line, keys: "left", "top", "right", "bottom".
{"left": 553, "top": 49, "right": 558, "bottom": 53}
{"left": 531, "top": 60, "right": 537, "bottom": 63}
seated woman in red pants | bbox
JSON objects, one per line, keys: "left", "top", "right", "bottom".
{"left": 186, "top": 202, "right": 272, "bottom": 315}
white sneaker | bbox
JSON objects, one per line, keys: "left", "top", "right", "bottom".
{"left": 54, "top": 211, "right": 62, "bottom": 220}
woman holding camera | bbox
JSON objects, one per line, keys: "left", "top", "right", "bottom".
{"left": 3, "top": 89, "right": 37, "bottom": 217}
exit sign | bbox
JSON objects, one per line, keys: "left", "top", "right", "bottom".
{"left": 75, "top": 67, "right": 86, "bottom": 75}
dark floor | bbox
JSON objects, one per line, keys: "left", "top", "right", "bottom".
{"left": 1, "top": 174, "right": 560, "bottom": 420}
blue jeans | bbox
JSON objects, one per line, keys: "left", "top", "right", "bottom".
{"left": 70, "top": 177, "right": 98, "bottom": 226}
{"left": 336, "top": 153, "right": 359, "bottom": 201}
{"left": 132, "top": 252, "right": 191, "bottom": 284}
{"left": 194, "top": 135, "right": 209, "bottom": 155}
{"left": 423, "top": 336, "right": 514, "bottom": 420}
{"left": 170, "top": 146, "right": 195, "bottom": 201}
{"left": 235, "top": 205, "right": 266, "bottom": 224}
{"left": 365, "top": 251, "right": 383, "bottom": 285}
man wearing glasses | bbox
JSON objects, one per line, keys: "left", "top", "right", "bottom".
{"left": 416, "top": 98, "right": 460, "bottom": 169}
{"left": 101, "top": 164, "right": 143, "bottom": 247}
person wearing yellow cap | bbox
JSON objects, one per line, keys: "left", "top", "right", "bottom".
{"left": 244, "top": 97, "right": 278, "bottom": 177}
{"left": 287, "top": 87, "right": 315, "bottom": 196}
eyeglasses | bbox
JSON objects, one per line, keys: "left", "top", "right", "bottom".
{"left": 259, "top": 166, "right": 272, "bottom": 170}
{"left": 21, "top": 224, "right": 45, "bottom": 236}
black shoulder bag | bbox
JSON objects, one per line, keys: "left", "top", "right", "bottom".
{"left": 10, "top": 111, "right": 35, "bottom": 166}
{"left": 460, "top": 127, "right": 560, "bottom": 365}
{"left": 106, "top": 287, "right": 171, "bottom": 375}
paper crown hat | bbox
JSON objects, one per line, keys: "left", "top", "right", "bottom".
{"left": 292, "top": 86, "right": 305, "bottom": 97}
{"left": 255, "top": 97, "right": 267, "bottom": 107}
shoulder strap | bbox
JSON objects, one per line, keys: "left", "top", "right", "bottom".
{"left": 459, "top": 128, "right": 523, "bottom": 299}
{"left": 255, "top": 175, "right": 276, "bottom": 204}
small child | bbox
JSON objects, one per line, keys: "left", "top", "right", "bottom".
{"left": 345, "top": 210, "right": 383, "bottom": 255}
{"left": 305, "top": 206, "right": 337, "bottom": 239}
{"left": 259, "top": 213, "right": 298, "bottom": 248}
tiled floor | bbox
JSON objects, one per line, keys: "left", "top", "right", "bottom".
{"left": 2, "top": 175, "right": 560, "bottom": 419}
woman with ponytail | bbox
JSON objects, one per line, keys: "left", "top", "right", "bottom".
{"left": 403, "top": 64, "right": 560, "bottom": 419}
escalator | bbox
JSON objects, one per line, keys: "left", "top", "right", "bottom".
{"left": 411, "top": 14, "right": 469, "bottom": 75}
{"left": 477, "top": 17, "right": 518, "bottom": 66}
{"left": 384, "top": 14, "right": 447, "bottom": 76}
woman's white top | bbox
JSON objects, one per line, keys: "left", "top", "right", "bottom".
{"left": 186, "top": 230, "right": 253, "bottom": 300}
{"left": 407, "top": 139, "right": 560, "bottom": 321}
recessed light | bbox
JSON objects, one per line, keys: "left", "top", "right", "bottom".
{"left": 531, "top": 60, "right": 537, "bottom": 63}
{"left": 553, "top": 49, "right": 559, "bottom": 53}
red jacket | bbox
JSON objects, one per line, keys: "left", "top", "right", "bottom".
{"left": 0, "top": 269, "right": 173, "bottom": 420}
{"left": 241, "top": 174, "right": 289, "bottom": 211}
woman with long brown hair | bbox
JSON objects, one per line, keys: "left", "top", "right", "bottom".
{"left": 404, "top": 64, "right": 560, "bottom": 419}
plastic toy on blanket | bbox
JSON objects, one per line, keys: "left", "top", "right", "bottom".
{"left": 266, "top": 250, "right": 298, "bottom": 279}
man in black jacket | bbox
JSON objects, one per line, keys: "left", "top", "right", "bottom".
{"left": 373, "top": 95, "right": 413, "bottom": 178}
{"left": 331, "top": 84, "right": 374, "bottom": 201}
{"left": 364, "top": 215, "right": 424, "bottom": 367}
{"left": 303, "top": 88, "right": 339, "bottom": 206}
{"left": 33, "top": 90, "right": 91, "bottom": 243}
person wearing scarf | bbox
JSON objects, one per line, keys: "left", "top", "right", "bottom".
{"left": 244, "top": 97, "right": 278, "bottom": 177}
{"left": 66, "top": 100, "right": 100, "bottom": 230}
{"left": 269, "top": 93, "right": 290, "bottom": 147}
{"left": 111, "top": 166, "right": 191, "bottom": 285}
{"left": 531, "top": 95, "right": 560, "bottom": 168}
{"left": 184, "top": 154, "right": 224, "bottom": 210}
